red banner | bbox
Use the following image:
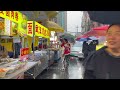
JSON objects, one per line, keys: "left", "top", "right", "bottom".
{"left": 20, "top": 48, "right": 29, "bottom": 56}
{"left": 20, "top": 48, "right": 29, "bottom": 60}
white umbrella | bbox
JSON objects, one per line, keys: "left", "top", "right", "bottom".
{"left": 89, "top": 36, "right": 98, "bottom": 40}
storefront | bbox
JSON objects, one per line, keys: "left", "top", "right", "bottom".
{"left": 0, "top": 11, "right": 64, "bottom": 79}
{"left": 0, "top": 11, "right": 37, "bottom": 79}
{"left": 45, "top": 20, "right": 64, "bottom": 63}
{"left": 0, "top": 11, "right": 28, "bottom": 58}
{"left": 24, "top": 21, "right": 51, "bottom": 78}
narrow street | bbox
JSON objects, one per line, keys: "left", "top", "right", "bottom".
{"left": 1, "top": 11, "right": 120, "bottom": 79}
{"left": 36, "top": 58, "right": 84, "bottom": 79}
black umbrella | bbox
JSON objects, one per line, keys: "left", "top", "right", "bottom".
{"left": 88, "top": 11, "right": 120, "bottom": 24}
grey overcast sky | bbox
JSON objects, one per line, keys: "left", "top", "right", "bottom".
{"left": 67, "top": 11, "right": 83, "bottom": 33}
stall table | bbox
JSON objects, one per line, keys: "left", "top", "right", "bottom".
{"left": 25, "top": 50, "right": 49, "bottom": 78}
{"left": 48, "top": 48, "right": 61, "bottom": 63}
{"left": 0, "top": 61, "right": 37, "bottom": 79}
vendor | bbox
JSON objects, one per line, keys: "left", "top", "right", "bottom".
{"left": 0, "top": 45, "right": 8, "bottom": 58}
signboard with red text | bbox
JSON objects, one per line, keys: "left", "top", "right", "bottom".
{"left": 0, "top": 11, "right": 20, "bottom": 23}
{"left": 27, "top": 21, "right": 33, "bottom": 37}
{"left": 27, "top": 21, "right": 50, "bottom": 38}
{"left": 35, "top": 21, "right": 50, "bottom": 38}
{"left": 20, "top": 48, "right": 29, "bottom": 60}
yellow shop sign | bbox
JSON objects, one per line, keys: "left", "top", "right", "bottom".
{"left": 0, "top": 11, "right": 21, "bottom": 23}
{"left": 35, "top": 22, "right": 50, "bottom": 38}
{"left": 27, "top": 21, "right": 33, "bottom": 37}
{"left": 27, "top": 21, "right": 50, "bottom": 38}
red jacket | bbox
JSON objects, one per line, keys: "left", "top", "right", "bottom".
{"left": 64, "top": 43, "right": 71, "bottom": 55}
{"left": 61, "top": 43, "right": 65, "bottom": 47}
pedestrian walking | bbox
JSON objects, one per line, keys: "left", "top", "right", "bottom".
{"left": 83, "top": 24, "right": 120, "bottom": 79}
{"left": 82, "top": 41, "right": 89, "bottom": 59}
{"left": 82, "top": 40, "right": 93, "bottom": 60}
{"left": 61, "top": 38, "right": 71, "bottom": 71}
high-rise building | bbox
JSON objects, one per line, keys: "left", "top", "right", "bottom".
{"left": 56, "top": 11, "right": 67, "bottom": 33}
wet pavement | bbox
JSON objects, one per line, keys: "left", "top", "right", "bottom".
{"left": 36, "top": 57, "right": 84, "bottom": 79}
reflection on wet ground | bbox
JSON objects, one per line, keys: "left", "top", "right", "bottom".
{"left": 36, "top": 57, "right": 84, "bottom": 79}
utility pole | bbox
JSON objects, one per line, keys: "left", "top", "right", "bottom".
{"left": 76, "top": 25, "right": 79, "bottom": 36}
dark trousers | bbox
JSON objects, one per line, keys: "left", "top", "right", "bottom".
{"left": 14, "top": 43, "right": 21, "bottom": 58}
{"left": 64, "top": 54, "right": 71, "bottom": 66}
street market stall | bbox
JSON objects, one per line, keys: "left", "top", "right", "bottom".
{"left": 0, "top": 59, "right": 37, "bottom": 79}
{"left": 44, "top": 20, "right": 64, "bottom": 63}
{"left": 24, "top": 21, "right": 51, "bottom": 78}
{"left": 0, "top": 11, "right": 64, "bottom": 79}
{"left": 49, "top": 31, "right": 61, "bottom": 63}
{"left": 0, "top": 11, "right": 38, "bottom": 79}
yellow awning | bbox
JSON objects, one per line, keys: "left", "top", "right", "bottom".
{"left": 45, "top": 21, "right": 64, "bottom": 32}
{"left": 45, "top": 11, "right": 58, "bottom": 18}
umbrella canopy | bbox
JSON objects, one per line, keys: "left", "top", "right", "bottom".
{"left": 88, "top": 11, "right": 120, "bottom": 24}
{"left": 83, "top": 30, "right": 96, "bottom": 36}
{"left": 93, "top": 25, "right": 109, "bottom": 30}
{"left": 45, "top": 21, "right": 64, "bottom": 32}
{"left": 92, "top": 25, "right": 109, "bottom": 36}
{"left": 76, "top": 35, "right": 88, "bottom": 40}
{"left": 89, "top": 36, "right": 98, "bottom": 40}
{"left": 82, "top": 30, "right": 106, "bottom": 37}
{"left": 76, "top": 25, "right": 108, "bottom": 41}
{"left": 78, "top": 37, "right": 91, "bottom": 41}
{"left": 60, "top": 33, "right": 75, "bottom": 43}
{"left": 79, "top": 38, "right": 88, "bottom": 41}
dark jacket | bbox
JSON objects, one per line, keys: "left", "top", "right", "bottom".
{"left": 82, "top": 41, "right": 89, "bottom": 57}
{"left": 83, "top": 46, "right": 120, "bottom": 79}
{"left": 88, "top": 41, "right": 96, "bottom": 52}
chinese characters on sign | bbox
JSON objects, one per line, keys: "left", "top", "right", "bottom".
{"left": 35, "top": 22, "right": 43, "bottom": 37}
{"left": 27, "top": 21, "right": 33, "bottom": 37}
{"left": 20, "top": 48, "right": 29, "bottom": 60}
{"left": 20, "top": 48, "right": 29, "bottom": 56}
{"left": 0, "top": 11, "right": 19, "bottom": 23}
{"left": 35, "top": 22, "right": 50, "bottom": 38}
{"left": 35, "top": 25, "right": 38, "bottom": 33}
{"left": 0, "top": 11, "right": 27, "bottom": 36}
{"left": 27, "top": 21, "right": 50, "bottom": 38}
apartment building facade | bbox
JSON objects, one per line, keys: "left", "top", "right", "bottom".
{"left": 56, "top": 11, "right": 67, "bottom": 33}
{"left": 81, "top": 11, "right": 104, "bottom": 34}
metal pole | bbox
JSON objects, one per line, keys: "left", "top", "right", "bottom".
{"left": 76, "top": 26, "right": 78, "bottom": 36}
{"left": 32, "top": 21, "right": 35, "bottom": 54}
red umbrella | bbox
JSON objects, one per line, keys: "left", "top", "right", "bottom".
{"left": 92, "top": 25, "right": 109, "bottom": 36}
{"left": 76, "top": 25, "right": 109, "bottom": 41}
{"left": 84, "top": 30, "right": 106, "bottom": 37}
{"left": 93, "top": 25, "right": 109, "bottom": 30}
{"left": 76, "top": 35, "right": 88, "bottom": 40}
{"left": 84, "top": 30, "right": 96, "bottom": 36}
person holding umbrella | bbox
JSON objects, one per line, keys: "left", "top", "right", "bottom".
{"left": 61, "top": 38, "right": 71, "bottom": 71}
{"left": 82, "top": 40, "right": 89, "bottom": 59}
{"left": 83, "top": 24, "right": 120, "bottom": 79}
{"left": 82, "top": 38, "right": 93, "bottom": 60}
